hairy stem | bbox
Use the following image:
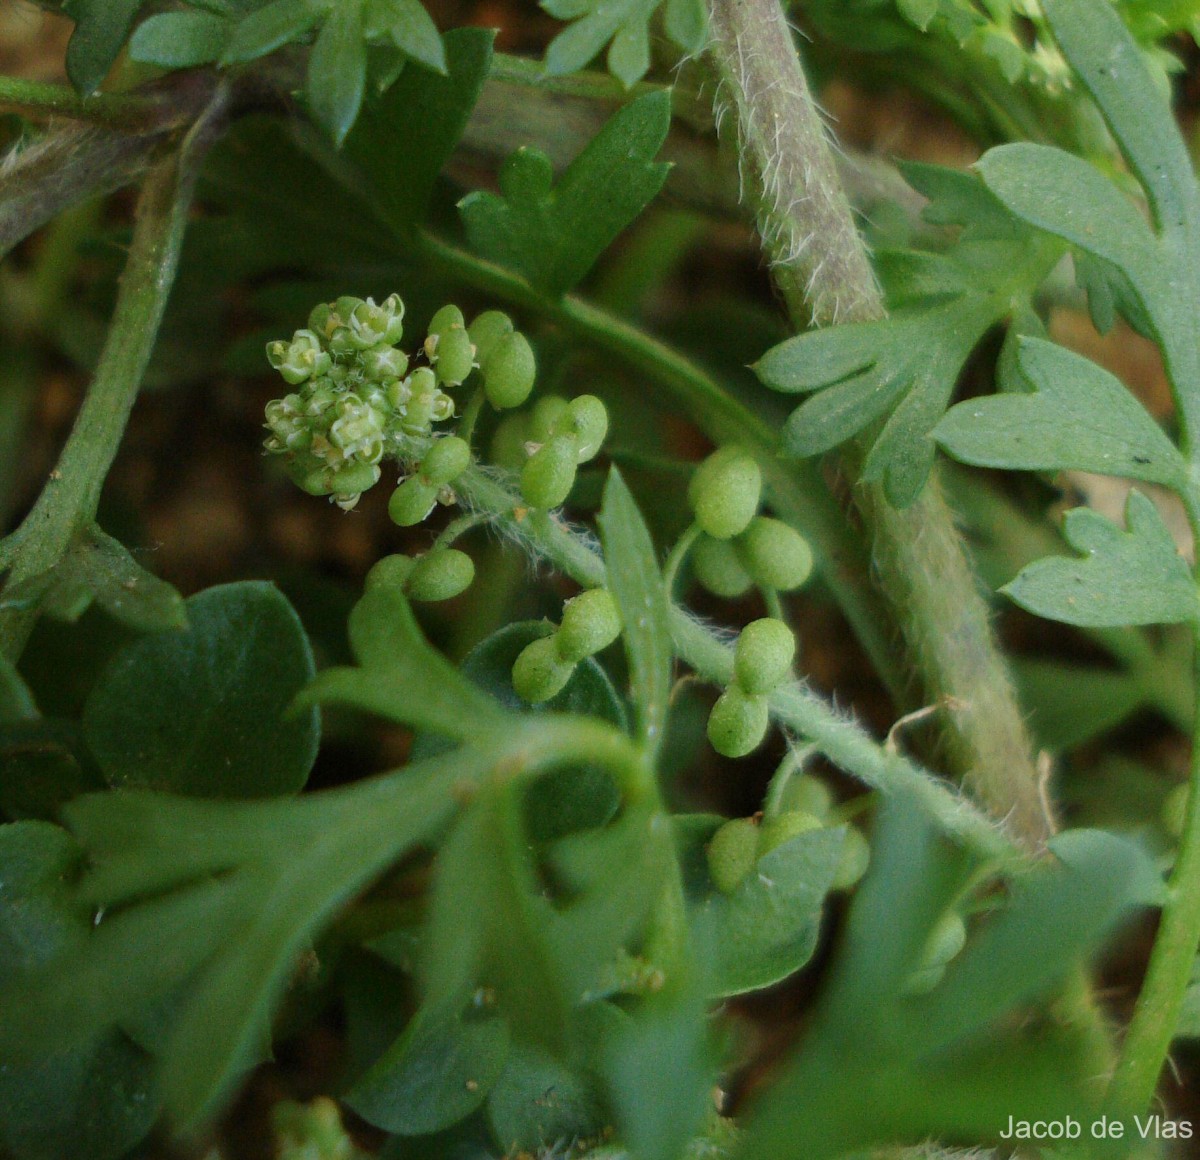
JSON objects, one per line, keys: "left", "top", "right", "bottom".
{"left": 456, "top": 467, "right": 1011, "bottom": 863}
{"left": 0, "top": 94, "right": 228, "bottom": 660}
{"left": 417, "top": 230, "right": 908, "bottom": 702}
{"left": 705, "top": 0, "right": 1051, "bottom": 851}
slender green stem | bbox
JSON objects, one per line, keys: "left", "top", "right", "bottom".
{"left": 704, "top": 0, "right": 1051, "bottom": 851}
{"left": 456, "top": 387, "right": 486, "bottom": 450}
{"left": 0, "top": 76, "right": 179, "bottom": 133}
{"left": 416, "top": 230, "right": 908, "bottom": 703}
{"left": 662, "top": 522, "right": 701, "bottom": 598}
{"left": 0, "top": 94, "right": 228, "bottom": 660}
{"left": 1106, "top": 613, "right": 1200, "bottom": 1118}
{"left": 455, "top": 466, "right": 1012, "bottom": 863}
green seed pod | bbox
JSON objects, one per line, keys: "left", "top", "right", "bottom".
{"left": 521, "top": 435, "right": 579, "bottom": 509}
{"left": 365, "top": 553, "right": 415, "bottom": 594}
{"left": 490, "top": 413, "right": 531, "bottom": 472}
{"left": 903, "top": 912, "right": 967, "bottom": 995}
{"left": 359, "top": 343, "right": 408, "bottom": 383}
{"left": 565, "top": 395, "right": 608, "bottom": 463}
{"left": 779, "top": 773, "right": 833, "bottom": 820}
{"left": 707, "top": 818, "right": 760, "bottom": 895}
{"left": 428, "top": 304, "right": 465, "bottom": 337}
{"left": 297, "top": 463, "right": 333, "bottom": 496}
{"left": 735, "top": 517, "right": 814, "bottom": 592}
{"left": 468, "top": 310, "right": 514, "bottom": 364}
{"left": 328, "top": 460, "right": 381, "bottom": 498}
{"left": 757, "top": 810, "right": 822, "bottom": 858}
{"left": 707, "top": 685, "right": 770, "bottom": 758}
{"left": 434, "top": 326, "right": 476, "bottom": 387}
{"left": 388, "top": 477, "right": 440, "bottom": 526}
{"left": 692, "top": 535, "right": 754, "bottom": 598}
{"left": 556, "top": 587, "right": 622, "bottom": 663}
{"left": 407, "top": 549, "right": 475, "bottom": 602}
{"left": 483, "top": 331, "right": 536, "bottom": 410}
{"left": 420, "top": 435, "right": 471, "bottom": 485}
{"left": 733, "top": 617, "right": 796, "bottom": 695}
{"left": 832, "top": 826, "right": 870, "bottom": 890}
{"left": 688, "top": 447, "right": 762, "bottom": 540}
{"left": 512, "top": 635, "right": 575, "bottom": 703}
{"left": 530, "top": 396, "right": 570, "bottom": 443}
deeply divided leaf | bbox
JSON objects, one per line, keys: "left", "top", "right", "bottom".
{"left": 1003, "top": 490, "right": 1197, "bottom": 628}
{"left": 935, "top": 336, "right": 1188, "bottom": 492}
{"left": 459, "top": 91, "right": 672, "bottom": 298}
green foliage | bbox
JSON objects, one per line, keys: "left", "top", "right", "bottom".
{"left": 597, "top": 471, "right": 672, "bottom": 758}
{"left": 7, "top": 0, "right": 1200, "bottom": 1155}
{"left": 1002, "top": 491, "right": 1197, "bottom": 629}
{"left": 82, "top": 582, "right": 319, "bottom": 796}
{"left": 541, "top": 0, "right": 708, "bottom": 87}
{"left": 461, "top": 92, "right": 672, "bottom": 297}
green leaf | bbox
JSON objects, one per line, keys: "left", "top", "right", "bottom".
{"left": 343, "top": 27, "right": 493, "bottom": 236}
{"left": 128, "top": 11, "right": 231, "bottom": 67}
{"left": 908, "top": 829, "right": 1162, "bottom": 1052}
{"left": 307, "top": 0, "right": 368, "bottom": 146}
{"left": 897, "top": 0, "right": 939, "bottom": 31}
{"left": 1042, "top": 0, "right": 1198, "bottom": 238}
{"left": 365, "top": 0, "right": 446, "bottom": 73}
{"left": 663, "top": 0, "right": 707, "bottom": 53}
{"left": 0, "top": 655, "right": 37, "bottom": 723}
{"left": 0, "top": 750, "right": 484, "bottom": 1130}
{"left": 693, "top": 824, "right": 845, "bottom": 998}
{"left": 934, "top": 336, "right": 1188, "bottom": 492}
{"left": 976, "top": 143, "right": 1166, "bottom": 316}
{"left": 62, "top": 0, "right": 144, "bottom": 94}
{"left": 0, "top": 719, "right": 103, "bottom": 822}
{"left": 740, "top": 796, "right": 1128, "bottom": 1159}
{"left": 0, "top": 822, "right": 157, "bottom": 1160}
{"left": 220, "top": 0, "right": 321, "bottom": 65}
{"left": 411, "top": 621, "right": 625, "bottom": 841}
{"left": 459, "top": 91, "right": 672, "bottom": 297}
{"left": 347, "top": 1000, "right": 509, "bottom": 1135}
{"left": 1015, "top": 660, "right": 1145, "bottom": 751}
{"left": 485, "top": 1041, "right": 602, "bottom": 1151}
{"left": 597, "top": 469, "right": 672, "bottom": 759}
{"left": 82, "top": 581, "right": 319, "bottom": 797}
{"left": 1003, "top": 490, "right": 1197, "bottom": 628}
{"left": 0, "top": 525, "right": 187, "bottom": 635}
{"left": 294, "top": 585, "right": 510, "bottom": 739}
{"left": 542, "top": 0, "right": 703, "bottom": 85}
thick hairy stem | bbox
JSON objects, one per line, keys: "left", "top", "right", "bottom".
{"left": 0, "top": 93, "right": 229, "bottom": 660}
{"left": 705, "top": 0, "right": 1051, "bottom": 852}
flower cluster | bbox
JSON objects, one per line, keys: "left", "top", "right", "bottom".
{"left": 263, "top": 294, "right": 458, "bottom": 510}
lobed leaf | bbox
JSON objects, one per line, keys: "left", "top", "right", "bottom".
{"left": 934, "top": 336, "right": 1188, "bottom": 492}
{"left": 1042, "top": 0, "right": 1198, "bottom": 238}
{"left": 219, "top": 0, "right": 321, "bottom": 65}
{"left": 365, "top": 0, "right": 446, "bottom": 73}
{"left": 1003, "top": 490, "right": 1197, "bottom": 628}
{"left": 542, "top": 0, "right": 700, "bottom": 87}
{"left": 294, "top": 584, "right": 509, "bottom": 739}
{"left": 459, "top": 92, "right": 672, "bottom": 298}
{"left": 344, "top": 27, "right": 492, "bottom": 237}
{"left": 128, "top": 11, "right": 231, "bottom": 67}
{"left": 306, "top": 0, "right": 368, "bottom": 146}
